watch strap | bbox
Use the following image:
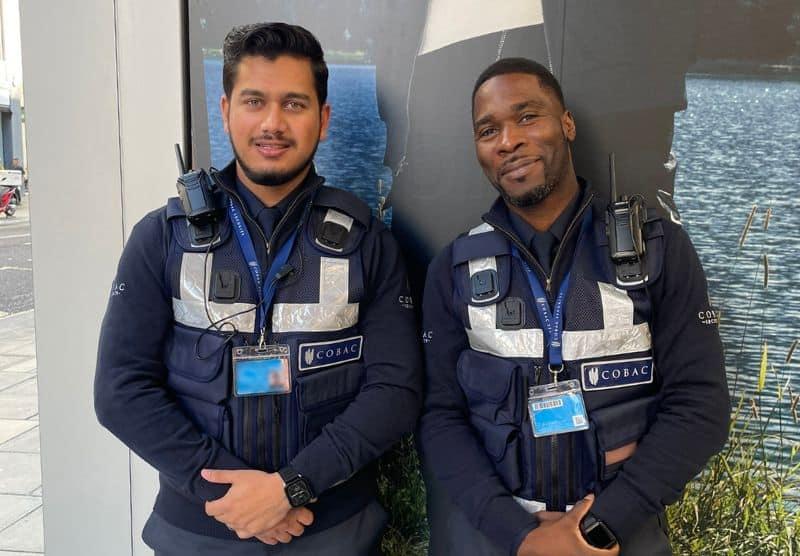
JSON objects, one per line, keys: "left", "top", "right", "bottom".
{"left": 278, "top": 466, "right": 300, "bottom": 486}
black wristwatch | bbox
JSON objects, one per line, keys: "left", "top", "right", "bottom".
{"left": 278, "top": 467, "right": 314, "bottom": 508}
{"left": 580, "top": 512, "right": 618, "bottom": 549}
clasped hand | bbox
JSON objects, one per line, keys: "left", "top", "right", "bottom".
{"left": 202, "top": 469, "right": 314, "bottom": 545}
{"left": 517, "top": 494, "right": 620, "bottom": 556}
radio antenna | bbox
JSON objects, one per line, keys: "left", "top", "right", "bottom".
{"left": 175, "top": 143, "right": 187, "bottom": 175}
{"left": 608, "top": 152, "right": 618, "bottom": 202}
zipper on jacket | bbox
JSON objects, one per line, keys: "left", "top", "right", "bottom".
{"left": 483, "top": 192, "right": 595, "bottom": 298}
{"left": 566, "top": 433, "right": 575, "bottom": 506}
{"left": 532, "top": 365, "right": 544, "bottom": 499}
{"left": 257, "top": 397, "right": 266, "bottom": 468}
{"left": 243, "top": 397, "right": 252, "bottom": 464}
{"left": 216, "top": 176, "right": 318, "bottom": 472}
{"left": 272, "top": 397, "right": 282, "bottom": 470}
{"left": 485, "top": 196, "right": 594, "bottom": 511}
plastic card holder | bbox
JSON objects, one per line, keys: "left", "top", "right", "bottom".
{"left": 528, "top": 379, "right": 589, "bottom": 438}
{"left": 233, "top": 344, "right": 291, "bottom": 396}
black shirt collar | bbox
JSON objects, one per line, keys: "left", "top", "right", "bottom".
{"left": 234, "top": 165, "right": 319, "bottom": 223}
{"left": 507, "top": 181, "right": 586, "bottom": 249}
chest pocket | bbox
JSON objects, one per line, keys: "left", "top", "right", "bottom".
{"left": 456, "top": 349, "right": 524, "bottom": 493}
{"left": 295, "top": 361, "right": 364, "bottom": 449}
{"left": 164, "top": 325, "right": 233, "bottom": 448}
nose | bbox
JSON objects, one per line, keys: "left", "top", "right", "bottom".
{"left": 497, "top": 124, "right": 525, "bottom": 156}
{"left": 260, "top": 102, "right": 287, "bottom": 136}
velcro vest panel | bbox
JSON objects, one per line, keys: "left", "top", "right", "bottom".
{"left": 161, "top": 188, "right": 371, "bottom": 471}
{"left": 451, "top": 205, "right": 665, "bottom": 508}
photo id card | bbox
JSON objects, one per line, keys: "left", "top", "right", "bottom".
{"left": 528, "top": 379, "right": 589, "bottom": 438}
{"left": 232, "top": 344, "right": 291, "bottom": 396}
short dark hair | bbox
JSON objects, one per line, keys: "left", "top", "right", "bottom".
{"left": 472, "top": 57, "right": 565, "bottom": 112}
{"left": 222, "top": 22, "right": 328, "bottom": 106}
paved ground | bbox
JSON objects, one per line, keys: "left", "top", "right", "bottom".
{"left": 0, "top": 197, "right": 43, "bottom": 555}
{"left": 0, "top": 200, "right": 34, "bottom": 316}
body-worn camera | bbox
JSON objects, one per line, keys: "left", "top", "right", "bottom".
{"left": 175, "top": 144, "right": 223, "bottom": 245}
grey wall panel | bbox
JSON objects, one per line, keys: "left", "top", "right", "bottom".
{"left": 21, "top": 0, "right": 184, "bottom": 554}
{"left": 20, "top": 1, "right": 130, "bottom": 554}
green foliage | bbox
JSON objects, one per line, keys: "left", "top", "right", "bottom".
{"left": 377, "top": 436, "right": 429, "bottom": 556}
{"left": 667, "top": 398, "right": 800, "bottom": 555}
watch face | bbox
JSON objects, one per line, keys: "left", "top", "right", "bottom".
{"left": 286, "top": 480, "right": 312, "bottom": 507}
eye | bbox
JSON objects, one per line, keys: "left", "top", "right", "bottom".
{"left": 477, "top": 127, "right": 497, "bottom": 139}
{"left": 519, "top": 113, "right": 538, "bottom": 123}
{"left": 285, "top": 100, "right": 306, "bottom": 111}
{"left": 244, "top": 98, "right": 262, "bottom": 107}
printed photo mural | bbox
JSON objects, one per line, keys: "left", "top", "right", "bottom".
{"left": 188, "top": 1, "right": 800, "bottom": 551}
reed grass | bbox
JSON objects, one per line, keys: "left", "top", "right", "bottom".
{"left": 666, "top": 396, "right": 800, "bottom": 555}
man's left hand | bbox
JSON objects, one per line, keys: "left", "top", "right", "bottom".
{"left": 202, "top": 469, "right": 291, "bottom": 539}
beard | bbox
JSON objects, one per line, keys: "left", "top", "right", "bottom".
{"left": 494, "top": 178, "right": 557, "bottom": 208}
{"left": 230, "top": 137, "right": 320, "bottom": 187}
{"left": 492, "top": 137, "right": 570, "bottom": 208}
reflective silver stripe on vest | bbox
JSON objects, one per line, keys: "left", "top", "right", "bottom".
{"left": 272, "top": 256, "right": 358, "bottom": 333}
{"left": 467, "top": 222, "right": 501, "bottom": 303}
{"left": 562, "top": 281, "right": 651, "bottom": 360}
{"left": 315, "top": 209, "right": 354, "bottom": 253}
{"left": 468, "top": 222, "right": 494, "bottom": 236}
{"left": 598, "top": 282, "right": 634, "bottom": 327}
{"left": 324, "top": 208, "right": 354, "bottom": 231}
{"left": 464, "top": 222, "right": 544, "bottom": 356}
{"left": 467, "top": 304, "right": 544, "bottom": 358}
{"left": 172, "top": 253, "right": 257, "bottom": 333}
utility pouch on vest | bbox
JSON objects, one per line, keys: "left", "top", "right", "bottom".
{"left": 589, "top": 395, "right": 656, "bottom": 481}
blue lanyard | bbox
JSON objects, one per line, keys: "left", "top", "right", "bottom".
{"left": 228, "top": 197, "right": 299, "bottom": 336}
{"left": 512, "top": 210, "right": 592, "bottom": 371}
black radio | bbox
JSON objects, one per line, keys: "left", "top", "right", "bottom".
{"left": 605, "top": 153, "right": 648, "bottom": 286}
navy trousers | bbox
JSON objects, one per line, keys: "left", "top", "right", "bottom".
{"left": 143, "top": 500, "right": 387, "bottom": 556}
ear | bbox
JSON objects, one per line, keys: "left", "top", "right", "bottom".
{"left": 561, "top": 110, "right": 576, "bottom": 142}
{"left": 319, "top": 103, "right": 332, "bottom": 141}
{"left": 220, "top": 94, "right": 230, "bottom": 135}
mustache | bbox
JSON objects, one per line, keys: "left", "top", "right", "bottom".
{"left": 498, "top": 155, "right": 541, "bottom": 177}
{"left": 250, "top": 134, "right": 295, "bottom": 147}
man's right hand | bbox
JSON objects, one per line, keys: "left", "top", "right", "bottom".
{"left": 517, "top": 494, "right": 620, "bottom": 556}
{"left": 255, "top": 507, "right": 314, "bottom": 545}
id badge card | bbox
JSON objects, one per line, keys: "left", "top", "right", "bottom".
{"left": 232, "top": 344, "right": 291, "bottom": 396}
{"left": 528, "top": 379, "right": 589, "bottom": 437}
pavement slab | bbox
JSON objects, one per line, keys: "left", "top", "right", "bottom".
{"left": 0, "top": 373, "right": 31, "bottom": 392}
{"left": 0, "top": 421, "right": 36, "bottom": 446}
{"left": 0, "top": 426, "right": 39, "bottom": 454}
{"left": 0, "top": 506, "right": 43, "bottom": 553}
{"left": 0, "top": 495, "right": 40, "bottom": 532}
{"left": 0, "top": 394, "right": 37, "bottom": 420}
{"left": 0, "top": 358, "right": 35, "bottom": 374}
{"left": 0, "top": 453, "right": 41, "bottom": 495}
{"left": 0, "top": 379, "right": 36, "bottom": 398}
{"left": 0, "top": 204, "right": 40, "bottom": 555}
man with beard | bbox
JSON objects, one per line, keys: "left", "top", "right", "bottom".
{"left": 95, "top": 22, "right": 421, "bottom": 555}
{"left": 418, "top": 58, "right": 729, "bottom": 555}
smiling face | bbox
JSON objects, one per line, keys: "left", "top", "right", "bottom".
{"left": 472, "top": 73, "right": 576, "bottom": 208}
{"left": 221, "top": 54, "right": 330, "bottom": 190}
